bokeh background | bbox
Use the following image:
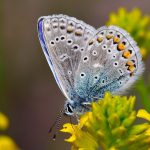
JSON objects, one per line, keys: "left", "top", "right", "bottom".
{"left": 0, "top": 0, "right": 150, "bottom": 150}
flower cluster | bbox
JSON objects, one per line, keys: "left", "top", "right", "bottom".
{"left": 107, "top": 8, "right": 150, "bottom": 59}
{"left": 61, "top": 93, "right": 150, "bottom": 150}
{"left": 0, "top": 112, "right": 19, "bottom": 150}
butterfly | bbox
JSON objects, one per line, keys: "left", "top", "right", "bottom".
{"left": 37, "top": 14, "right": 144, "bottom": 116}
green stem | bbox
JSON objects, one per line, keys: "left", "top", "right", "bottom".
{"left": 135, "top": 79, "right": 150, "bottom": 113}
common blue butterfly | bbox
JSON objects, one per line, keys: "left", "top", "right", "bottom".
{"left": 37, "top": 14, "right": 144, "bottom": 116}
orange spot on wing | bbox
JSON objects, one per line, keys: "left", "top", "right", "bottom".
{"left": 128, "top": 65, "right": 135, "bottom": 72}
{"left": 75, "top": 29, "right": 82, "bottom": 36}
{"left": 97, "top": 36, "right": 103, "bottom": 43}
{"left": 117, "top": 43, "right": 126, "bottom": 51}
{"left": 126, "top": 60, "right": 134, "bottom": 66}
{"left": 106, "top": 35, "right": 113, "bottom": 40}
{"left": 67, "top": 26, "right": 74, "bottom": 33}
{"left": 89, "top": 39, "right": 94, "bottom": 45}
{"left": 123, "top": 50, "right": 132, "bottom": 58}
{"left": 113, "top": 37, "right": 120, "bottom": 44}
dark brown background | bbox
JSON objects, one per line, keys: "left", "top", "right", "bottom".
{"left": 0, "top": 0, "right": 150, "bottom": 150}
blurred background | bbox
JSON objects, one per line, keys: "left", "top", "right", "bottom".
{"left": 0, "top": 0, "right": 150, "bottom": 150}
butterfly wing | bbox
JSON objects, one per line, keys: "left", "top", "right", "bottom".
{"left": 74, "top": 25, "right": 144, "bottom": 101}
{"left": 37, "top": 14, "right": 96, "bottom": 99}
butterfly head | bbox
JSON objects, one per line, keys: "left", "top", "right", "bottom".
{"left": 64, "top": 100, "right": 89, "bottom": 116}
{"left": 64, "top": 101, "right": 74, "bottom": 116}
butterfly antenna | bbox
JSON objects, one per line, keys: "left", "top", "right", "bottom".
{"left": 48, "top": 120, "right": 57, "bottom": 133}
{"left": 49, "top": 110, "right": 64, "bottom": 141}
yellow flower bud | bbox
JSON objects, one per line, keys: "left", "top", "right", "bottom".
{"left": 0, "top": 113, "right": 9, "bottom": 130}
{"left": 0, "top": 136, "right": 19, "bottom": 150}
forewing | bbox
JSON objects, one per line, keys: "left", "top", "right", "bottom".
{"left": 38, "top": 14, "right": 96, "bottom": 99}
{"left": 74, "top": 25, "right": 144, "bottom": 100}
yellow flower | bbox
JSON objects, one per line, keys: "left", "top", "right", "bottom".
{"left": 107, "top": 8, "right": 150, "bottom": 59}
{"left": 0, "top": 136, "right": 20, "bottom": 150}
{"left": 137, "top": 109, "right": 150, "bottom": 121}
{"left": 140, "top": 48, "right": 147, "bottom": 58}
{"left": 61, "top": 93, "right": 150, "bottom": 150}
{"left": 137, "top": 109, "right": 150, "bottom": 137}
{"left": 0, "top": 113, "right": 20, "bottom": 150}
{"left": 61, "top": 120, "right": 99, "bottom": 150}
{"left": 0, "top": 112, "right": 9, "bottom": 130}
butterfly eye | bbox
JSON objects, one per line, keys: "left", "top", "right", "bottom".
{"left": 67, "top": 105, "right": 73, "bottom": 113}
{"left": 65, "top": 103, "right": 74, "bottom": 115}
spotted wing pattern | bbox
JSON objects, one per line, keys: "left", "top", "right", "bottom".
{"left": 74, "top": 25, "right": 143, "bottom": 101}
{"left": 38, "top": 15, "right": 96, "bottom": 99}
